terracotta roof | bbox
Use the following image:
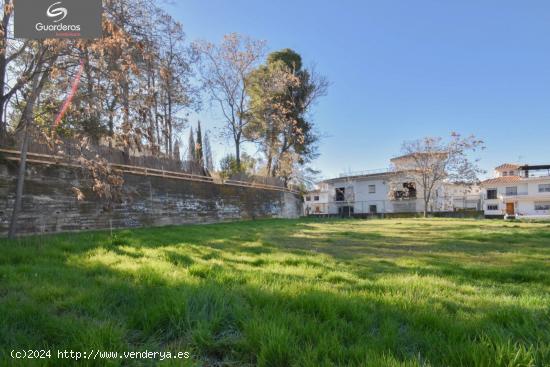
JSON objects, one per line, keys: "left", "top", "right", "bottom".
{"left": 495, "top": 163, "right": 521, "bottom": 170}
{"left": 480, "top": 176, "right": 522, "bottom": 186}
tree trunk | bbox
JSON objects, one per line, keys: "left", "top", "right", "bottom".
{"left": 146, "top": 63, "right": 156, "bottom": 147}
{"left": 153, "top": 77, "right": 161, "bottom": 150}
{"left": 234, "top": 135, "right": 241, "bottom": 170}
{"left": 423, "top": 192, "right": 430, "bottom": 218}
{"left": 8, "top": 70, "right": 46, "bottom": 238}
{"left": 163, "top": 104, "right": 169, "bottom": 155}
{"left": 7, "top": 123, "right": 29, "bottom": 238}
{"left": 167, "top": 92, "right": 173, "bottom": 156}
{"left": 0, "top": 73, "right": 5, "bottom": 137}
{"left": 83, "top": 49, "right": 100, "bottom": 130}
{"left": 122, "top": 79, "right": 130, "bottom": 130}
{"left": 107, "top": 87, "right": 118, "bottom": 144}
{"left": 0, "top": 2, "right": 11, "bottom": 137}
{"left": 266, "top": 154, "right": 272, "bottom": 176}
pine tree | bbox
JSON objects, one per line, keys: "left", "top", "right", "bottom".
{"left": 204, "top": 131, "right": 214, "bottom": 172}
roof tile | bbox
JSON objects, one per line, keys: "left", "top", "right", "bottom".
{"left": 495, "top": 163, "right": 521, "bottom": 170}
{"left": 480, "top": 176, "right": 522, "bottom": 186}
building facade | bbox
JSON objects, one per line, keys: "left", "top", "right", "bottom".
{"left": 304, "top": 160, "right": 550, "bottom": 218}
{"left": 303, "top": 183, "right": 330, "bottom": 215}
{"left": 481, "top": 164, "right": 550, "bottom": 219}
{"left": 304, "top": 154, "right": 481, "bottom": 216}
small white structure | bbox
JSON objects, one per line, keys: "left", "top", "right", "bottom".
{"left": 481, "top": 163, "right": 550, "bottom": 219}
{"left": 303, "top": 183, "right": 330, "bottom": 215}
{"left": 435, "top": 182, "right": 481, "bottom": 212}
{"left": 321, "top": 169, "right": 397, "bottom": 215}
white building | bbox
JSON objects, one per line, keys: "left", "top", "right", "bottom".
{"left": 304, "top": 153, "right": 481, "bottom": 216}
{"left": 481, "top": 163, "right": 550, "bottom": 219}
{"left": 434, "top": 182, "right": 481, "bottom": 212}
{"left": 388, "top": 153, "right": 481, "bottom": 214}
{"left": 305, "top": 157, "right": 550, "bottom": 219}
{"left": 303, "top": 182, "right": 330, "bottom": 215}
{"left": 321, "top": 169, "right": 397, "bottom": 216}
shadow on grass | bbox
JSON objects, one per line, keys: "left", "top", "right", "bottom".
{"left": 1, "top": 257, "right": 549, "bottom": 367}
{"left": 1, "top": 218, "right": 549, "bottom": 366}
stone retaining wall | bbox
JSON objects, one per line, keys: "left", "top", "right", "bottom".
{"left": 0, "top": 161, "right": 302, "bottom": 236}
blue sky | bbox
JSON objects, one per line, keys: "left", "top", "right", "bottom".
{"left": 163, "top": 0, "right": 550, "bottom": 179}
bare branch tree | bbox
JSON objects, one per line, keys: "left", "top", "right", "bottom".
{"left": 391, "top": 132, "right": 485, "bottom": 217}
{"left": 8, "top": 41, "right": 61, "bottom": 238}
{"left": 193, "top": 33, "right": 266, "bottom": 169}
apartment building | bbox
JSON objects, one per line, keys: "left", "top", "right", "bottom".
{"left": 481, "top": 163, "right": 550, "bottom": 218}
{"left": 304, "top": 153, "right": 481, "bottom": 216}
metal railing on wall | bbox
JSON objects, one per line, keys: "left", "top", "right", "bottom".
{"left": 0, "top": 145, "right": 299, "bottom": 194}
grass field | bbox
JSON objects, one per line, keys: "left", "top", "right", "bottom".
{"left": 1, "top": 218, "right": 549, "bottom": 366}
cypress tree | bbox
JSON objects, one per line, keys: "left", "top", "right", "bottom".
{"left": 187, "top": 127, "right": 195, "bottom": 163}
{"left": 196, "top": 121, "right": 204, "bottom": 167}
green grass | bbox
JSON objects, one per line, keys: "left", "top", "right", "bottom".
{"left": 1, "top": 218, "right": 549, "bottom": 366}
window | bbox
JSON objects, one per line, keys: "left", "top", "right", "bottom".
{"left": 404, "top": 182, "right": 417, "bottom": 198}
{"left": 505, "top": 186, "right": 517, "bottom": 196}
{"left": 369, "top": 205, "right": 377, "bottom": 213}
{"left": 335, "top": 187, "right": 345, "bottom": 201}
{"left": 314, "top": 196, "right": 319, "bottom": 201}
{"left": 487, "top": 189, "right": 497, "bottom": 200}
{"left": 368, "top": 185, "right": 376, "bottom": 194}
{"left": 394, "top": 182, "right": 417, "bottom": 199}
{"left": 487, "top": 204, "right": 499, "bottom": 211}
{"left": 305, "top": 196, "right": 311, "bottom": 201}
{"left": 539, "top": 184, "right": 550, "bottom": 193}
{"left": 534, "top": 202, "right": 550, "bottom": 211}
{"left": 502, "top": 172, "right": 508, "bottom": 176}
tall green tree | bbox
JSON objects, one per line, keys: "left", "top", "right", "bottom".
{"left": 219, "top": 152, "right": 256, "bottom": 180}
{"left": 187, "top": 126, "right": 195, "bottom": 162}
{"left": 245, "top": 48, "right": 327, "bottom": 184}
{"left": 195, "top": 120, "right": 204, "bottom": 167}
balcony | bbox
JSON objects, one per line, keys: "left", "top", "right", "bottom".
{"left": 501, "top": 191, "right": 528, "bottom": 197}
{"left": 519, "top": 165, "right": 550, "bottom": 178}
{"left": 390, "top": 195, "right": 417, "bottom": 201}
{"left": 483, "top": 192, "right": 527, "bottom": 200}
